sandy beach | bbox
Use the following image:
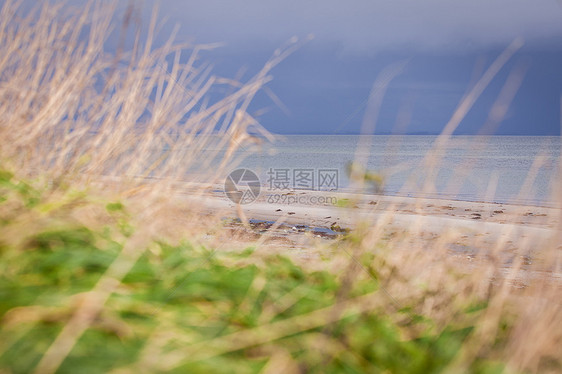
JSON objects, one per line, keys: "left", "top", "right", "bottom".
{"left": 191, "top": 186, "right": 560, "bottom": 234}
{"left": 171, "top": 185, "right": 562, "bottom": 283}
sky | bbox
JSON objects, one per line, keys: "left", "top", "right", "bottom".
{"left": 151, "top": 0, "right": 562, "bottom": 52}
{"left": 150, "top": 0, "right": 562, "bottom": 136}
{"left": 12, "top": 0, "right": 562, "bottom": 135}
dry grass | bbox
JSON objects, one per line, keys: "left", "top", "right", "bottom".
{"left": 0, "top": 1, "right": 561, "bottom": 374}
{"left": 0, "top": 0, "right": 280, "bottom": 194}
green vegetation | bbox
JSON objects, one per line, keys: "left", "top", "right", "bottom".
{"left": 346, "top": 161, "right": 385, "bottom": 193}
{"left": 0, "top": 2, "right": 560, "bottom": 373}
{"left": 0, "top": 169, "right": 513, "bottom": 373}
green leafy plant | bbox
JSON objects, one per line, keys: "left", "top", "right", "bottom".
{"left": 0, "top": 169, "right": 513, "bottom": 374}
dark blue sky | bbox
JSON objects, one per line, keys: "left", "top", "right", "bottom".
{"left": 13, "top": 0, "right": 562, "bottom": 135}
{"left": 206, "top": 45, "right": 562, "bottom": 135}
{"left": 131, "top": 0, "right": 562, "bottom": 135}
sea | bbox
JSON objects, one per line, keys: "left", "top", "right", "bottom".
{"left": 233, "top": 135, "right": 562, "bottom": 207}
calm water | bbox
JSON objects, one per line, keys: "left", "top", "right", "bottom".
{"left": 235, "top": 135, "right": 561, "bottom": 207}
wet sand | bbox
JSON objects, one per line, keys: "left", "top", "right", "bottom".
{"left": 191, "top": 187, "right": 561, "bottom": 237}
{"left": 175, "top": 187, "right": 562, "bottom": 285}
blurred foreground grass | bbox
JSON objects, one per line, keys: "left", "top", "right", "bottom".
{"left": 1, "top": 2, "right": 560, "bottom": 372}
{"left": 0, "top": 168, "right": 520, "bottom": 374}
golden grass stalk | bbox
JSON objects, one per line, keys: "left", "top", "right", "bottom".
{"left": 1, "top": 1, "right": 561, "bottom": 373}
{"left": 0, "top": 0, "right": 285, "bottom": 197}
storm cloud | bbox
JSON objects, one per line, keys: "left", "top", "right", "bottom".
{"left": 7, "top": 0, "right": 562, "bottom": 135}
{"left": 148, "top": 0, "right": 562, "bottom": 52}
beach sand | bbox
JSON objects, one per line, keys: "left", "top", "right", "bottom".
{"left": 171, "top": 185, "right": 562, "bottom": 286}
{"left": 192, "top": 187, "right": 560, "bottom": 235}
